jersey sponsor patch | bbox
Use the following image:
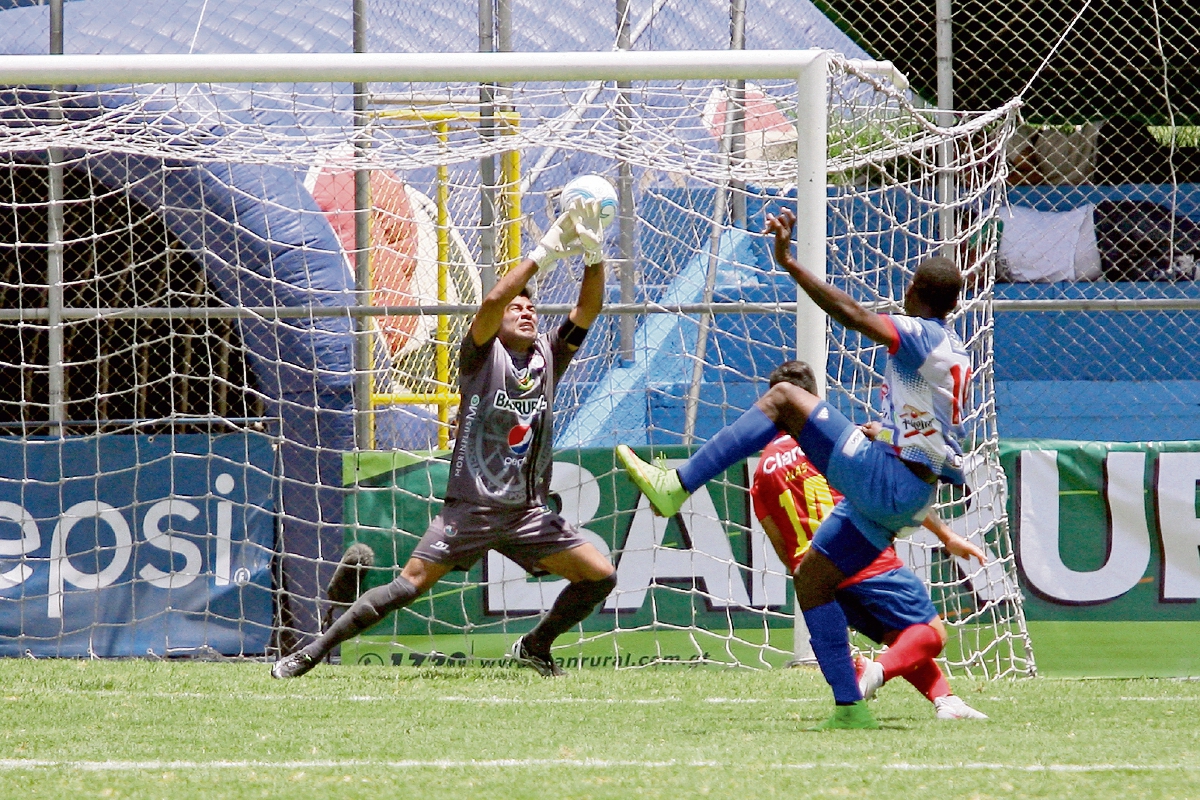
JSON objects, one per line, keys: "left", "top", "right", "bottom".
{"left": 514, "top": 352, "right": 546, "bottom": 391}
{"left": 493, "top": 389, "right": 547, "bottom": 418}
{"left": 898, "top": 403, "right": 937, "bottom": 439}
{"left": 507, "top": 423, "right": 534, "bottom": 454}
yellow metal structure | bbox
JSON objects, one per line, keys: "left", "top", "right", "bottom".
{"left": 368, "top": 108, "right": 521, "bottom": 448}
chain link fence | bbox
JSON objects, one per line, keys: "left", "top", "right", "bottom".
{"left": 0, "top": 0, "right": 1186, "bottom": 658}
{"left": 816, "top": 0, "right": 1200, "bottom": 441}
{"left": 15, "top": 0, "right": 1191, "bottom": 444}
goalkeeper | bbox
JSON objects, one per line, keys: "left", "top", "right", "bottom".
{"left": 618, "top": 208, "right": 972, "bottom": 729}
{"left": 753, "top": 360, "right": 987, "bottom": 721}
{"left": 273, "top": 199, "right": 616, "bottom": 679}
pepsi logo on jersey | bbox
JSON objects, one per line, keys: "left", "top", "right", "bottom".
{"left": 507, "top": 424, "right": 533, "bottom": 455}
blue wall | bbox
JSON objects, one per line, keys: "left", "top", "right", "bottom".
{"left": 995, "top": 185, "right": 1200, "bottom": 441}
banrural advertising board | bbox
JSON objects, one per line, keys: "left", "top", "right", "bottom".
{"left": 344, "top": 440, "right": 1200, "bottom": 676}
{"left": 1, "top": 434, "right": 1194, "bottom": 674}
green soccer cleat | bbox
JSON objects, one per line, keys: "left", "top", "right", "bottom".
{"left": 615, "top": 445, "right": 689, "bottom": 518}
{"left": 809, "top": 701, "right": 880, "bottom": 731}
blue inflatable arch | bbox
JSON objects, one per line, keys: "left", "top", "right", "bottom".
{"left": 0, "top": 0, "right": 870, "bottom": 645}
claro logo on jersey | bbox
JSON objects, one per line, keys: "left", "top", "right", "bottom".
{"left": 760, "top": 444, "right": 803, "bottom": 475}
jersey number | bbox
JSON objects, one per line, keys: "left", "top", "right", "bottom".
{"left": 777, "top": 476, "right": 835, "bottom": 560}
{"left": 949, "top": 363, "right": 971, "bottom": 425}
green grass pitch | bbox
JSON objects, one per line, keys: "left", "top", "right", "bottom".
{"left": 0, "top": 659, "right": 1196, "bottom": 799}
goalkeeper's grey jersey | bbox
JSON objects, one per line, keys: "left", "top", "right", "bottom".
{"left": 445, "top": 329, "right": 573, "bottom": 508}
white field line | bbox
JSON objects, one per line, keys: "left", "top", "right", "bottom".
{"left": 437, "top": 696, "right": 679, "bottom": 704}
{"left": 1118, "top": 696, "right": 1200, "bottom": 701}
{"left": 0, "top": 759, "right": 1195, "bottom": 773}
{"left": 440, "top": 697, "right": 819, "bottom": 704}
{"left": 6, "top": 691, "right": 815, "bottom": 705}
{"left": 9, "top": 690, "right": 391, "bottom": 702}
{"left": 704, "top": 697, "right": 819, "bottom": 704}
{"left": 12, "top": 690, "right": 675, "bottom": 703}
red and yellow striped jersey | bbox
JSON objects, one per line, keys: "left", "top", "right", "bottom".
{"left": 751, "top": 433, "right": 902, "bottom": 584}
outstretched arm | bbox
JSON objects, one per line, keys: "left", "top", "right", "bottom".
{"left": 470, "top": 257, "right": 540, "bottom": 346}
{"left": 471, "top": 202, "right": 599, "bottom": 346}
{"left": 758, "top": 516, "right": 797, "bottom": 574}
{"left": 568, "top": 262, "right": 605, "bottom": 336}
{"left": 922, "top": 514, "right": 986, "bottom": 565}
{"left": 766, "top": 208, "right": 898, "bottom": 349}
{"left": 566, "top": 199, "right": 607, "bottom": 336}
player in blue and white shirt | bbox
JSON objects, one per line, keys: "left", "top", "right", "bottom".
{"left": 874, "top": 314, "right": 970, "bottom": 486}
{"left": 617, "top": 208, "right": 971, "bottom": 730}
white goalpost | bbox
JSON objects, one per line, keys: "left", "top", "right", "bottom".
{"left": 0, "top": 49, "right": 1032, "bottom": 678}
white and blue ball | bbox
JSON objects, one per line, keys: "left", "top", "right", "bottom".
{"left": 559, "top": 174, "right": 618, "bottom": 229}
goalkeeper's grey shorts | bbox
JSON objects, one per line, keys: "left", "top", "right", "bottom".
{"left": 411, "top": 500, "right": 587, "bottom": 574}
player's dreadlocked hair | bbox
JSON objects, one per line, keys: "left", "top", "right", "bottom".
{"left": 767, "top": 360, "right": 818, "bottom": 395}
{"left": 911, "top": 256, "right": 963, "bottom": 319}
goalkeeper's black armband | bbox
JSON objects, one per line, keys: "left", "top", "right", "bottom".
{"left": 558, "top": 319, "right": 590, "bottom": 348}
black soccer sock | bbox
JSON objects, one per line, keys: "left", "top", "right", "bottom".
{"left": 301, "top": 576, "right": 420, "bottom": 662}
{"left": 524, "top": 574, "right": 616, "bottom": 654}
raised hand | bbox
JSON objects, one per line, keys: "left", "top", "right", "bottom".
{"left": 568, "top": 198, "right": 606, "bottom": 265}
{"left": 941, "top": 530, "right": 987, "bottom": 565}
{"left": 765, "top": 209, "right": 798, "bottom": 269}
{"left": 529, "top": 208, "right": 585, "bottom": 268}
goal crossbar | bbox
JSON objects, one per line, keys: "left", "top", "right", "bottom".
{"left": 0, "top": 50, "right": 900, "bottom": 85}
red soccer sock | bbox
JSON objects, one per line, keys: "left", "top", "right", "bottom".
{"left": 877, "top": 623, "right": 943, "bottom": 681}
{"left": 903, "top": 659, "right": 952, "bottom": 702}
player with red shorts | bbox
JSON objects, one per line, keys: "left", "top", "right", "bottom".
{"left": 751, "top": 360, "right": 988, "bottom": 720}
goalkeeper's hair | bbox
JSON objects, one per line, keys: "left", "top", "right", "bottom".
{"left": 768, "top": 360, "right": 818, "bottom": 395}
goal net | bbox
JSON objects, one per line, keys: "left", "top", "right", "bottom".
{"left": 0, "top": 52, "right": 1032, "bottom": 677}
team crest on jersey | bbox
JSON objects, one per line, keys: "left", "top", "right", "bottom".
{"left": 514, "top": 352, "right": 546, "bottom": 391}
{"left": 507, "top": 423, "right": 534, "bottom": 454}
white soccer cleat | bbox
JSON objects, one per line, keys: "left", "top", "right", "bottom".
{"left": 858, "top": 659, "right": 885, "bottom": 701}
{"left": 934, "top": 694, "right": 989, "bottom": 720}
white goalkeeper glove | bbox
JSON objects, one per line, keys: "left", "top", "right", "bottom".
{"left": 568, "top": 198, "right": 606, "bottom": 266}
{"left": 528, "top": 209, "right": 584, "bottom": 268}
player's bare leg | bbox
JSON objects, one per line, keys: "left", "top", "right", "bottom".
{"left": 271, "top": 557, "right": 451, "bottom": 679}
{"left": 510, "top": 543, "right": 615, "bottom": 677}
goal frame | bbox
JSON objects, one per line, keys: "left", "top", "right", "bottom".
{"left": 0, "top": 50, "right": 1001, "bottom": 670}
{"left": 1, "top": 47, "right": 873, "bottom": 451}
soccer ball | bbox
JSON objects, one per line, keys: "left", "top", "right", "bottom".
{"left": 559, "top": 174, "right": 618, "bottom": 229}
